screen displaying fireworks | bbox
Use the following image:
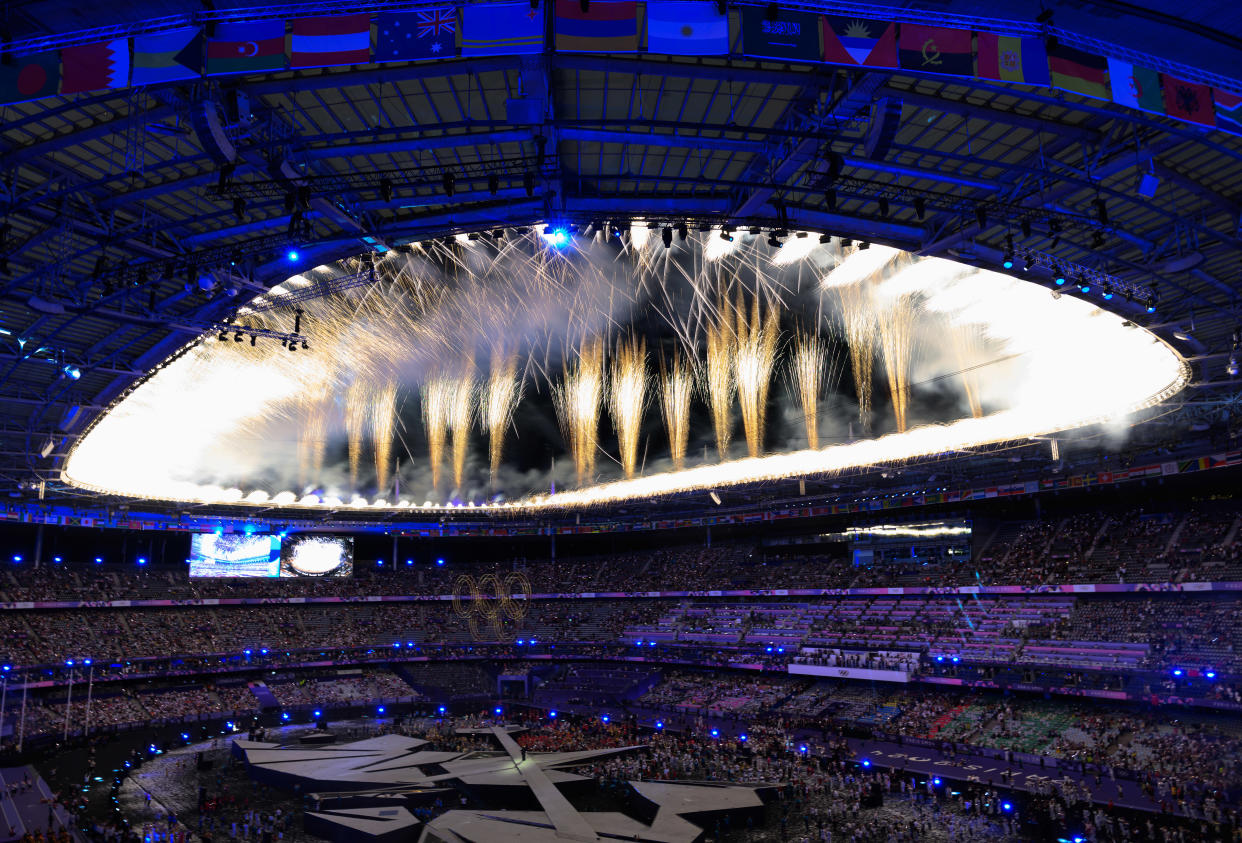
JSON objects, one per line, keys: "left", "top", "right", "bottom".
{"left": 63, "top": 226, "right": 1188, "bottom": 513}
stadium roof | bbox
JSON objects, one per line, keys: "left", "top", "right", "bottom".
{"left": 0, "top": 1, "right": 1240, "bottom": 516}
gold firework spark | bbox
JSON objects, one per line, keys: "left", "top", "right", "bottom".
{"left": 734, "top": 289, "right": 781, "bottom": 458}
{"left": 791, "top": 331, "right": 827, "bottom": 449}
{"left": 483, "top": 350, "right": 522, "bottom": 488}
{"left": 704, "top": 296, "right": 735, "bottom": 460}
{"left": 835, "top": 280, "right": 876, "bottom": 433}
{"left": 951, "top": 323, "right": 986, "bottom": 419}
{"left": 658, "top": 348, "right": 694, "bottom": 471}
{"left": 877, "top": 288, "right": 919, "bottom": 433}
{"left": 608, "top": 334, "right": 648, "bottom": 479}
{"left": 449, "top": 365, "right": 474, "bottom": 490}
{"left": 422, "top": 377, "right": 454, "bottom": 491}
{"left": 371, "top": 380, "right": 398, "bottom": 494}
{"left": 553, "top": 337, "right": 605, "bottom": 487}
{"left": 345, "top": 379, "right": 369, "bottom": 489}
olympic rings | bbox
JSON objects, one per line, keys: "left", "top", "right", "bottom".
{"left": 450, "top": 572, "right": 532, "bottom": 640}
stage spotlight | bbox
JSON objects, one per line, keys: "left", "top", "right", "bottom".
{"left": 841, "top": 237, "right": 852, "bottom": 249}
{"left": 824, "top": 188, "right": 837, "bottom": 211}
{"left": 542, "top": 227, "right": 570, "bottom": 248}
{"left": 858, "top": 241, "right": 870, "bottom": 250}
{"left": 1054, "top": 270, "right": 1066, "bottom": 286}
{"left": 1102, "top": 284, "right": 1113, "bottom": 300}
{"left": 767, "top": 234, "right": 781, "bottom": 248}
{"left": 719, "top": 230, "right": 734, "bottom": 242}
{"left": 819, "top": 233, "right": 832, "bottom": 243}
{"left": 487, "top": 174, "right": 499, "bottom": 195}
{"left": 662, "top": 227, "right": 673, "bottom": 249}
{"left": 285, "top": 249, "right": 299, "bottom": 262}
{"left": 380, "top": 178, "right": 394, "bottom": 202}
{"left": 63, "top": 364, "right": 81, "bottom": 380}
{"left": 442, "top": 172, "right": 456, "bottom": 197}
{"left": 676, "top": 223, "right": 688, "bottom": 240}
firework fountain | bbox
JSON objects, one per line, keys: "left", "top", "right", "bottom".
{"left": 658, "top": 348, "right": 694, "bottom": 471}
{"left": 422, "top": 376, "right": 453, "bottom": 491}
{"left": 734, "top": 289, "right": 781, "bottom": 457}
{"left": 704, "top": 298, "right": 736, "bottom": 460}
{"left": 608, "top": 334, "right": 648, "bottom": 479}
{"left": 371, "top": 381, "right": 398, "bottom": 494}
{"left": 554, "top": 336, "right": 606, "bottom": 487}
{"left": 790, "top": 330, "right": 834, "bottom": 450}
{"left": 449, "top": 367, "right": 474, "bottom": 490}
{"left": 483, "top": 350, "right": 522, "bottom": 488}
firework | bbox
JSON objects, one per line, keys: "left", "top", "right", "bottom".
{"left": 608, "top": 334, "right": 648, "bottom": 479}
{"left": 371, "top": 381, "right": 398, "bottom": 494}
{"left": 422, "top": 377, "right": 454, "bottom": 490}
{"left": 877, "top": 289, "right": 919, "bottom": 433}
{"left": 951, "top": 323, "right": 986, "bottom": 419}
{"left": 449, "top": 368, "right": 474, "bottom": 490}
{"left": 734, "top": 290, "right": 781, "bottom": 458}
{"left": 483, "top": 350, "right": 522, "bottom": 487}
{"left": 704, "top": 298, "right": 735, "bottom": 460}
{"left": 835, "top": 280, "right": 876, "bottom": 433}
{"left": 790, "top": 331, "right": 826, "bottom": 449}
{"left": 345, "top": 379, "right": 369, "bottom": 489}
{"left": 658, "top": 348, "right": 694, "bottom": 471}
{"left": 553, "top": 337, "right": 605, "bottom": 486}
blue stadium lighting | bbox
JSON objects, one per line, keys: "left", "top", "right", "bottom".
{"left": 63, "top": 364, "right": 81, "bottom": 380}
{"left": 935, "top": 655, "right": 944, "bottom": 662}
{"left": 1102, "top": 291, "right": 1113, "bottom": 300}
{"left": 377, "top": 706, "right": 385, "bottom": 714}
{"left": 777, "top": 647, "right": 784, "bottom": 653}
{"left": 435, "top": 558, "right": 445, "bottom": 566}
{"left": 529, "top": 639, "right": 537, "bottom": 645}
{"left": 407, "top": 641, "right": 415, "bottom": 648}
{"left": 2, "top": 665, "right": 10, "bottom": 672}
{"left": 286, "top": 249, "right": 300, "bottom": 262}
{"left": 861, "top": 758, "right": 871, "bottom": 767}
{"left": 11, "top": 555, "right": 20, "bottom": 563}
{"left": 1054, "top": 275, "right": 1066, "bottom": 285}
{"left": 710, "top": 728, "right": 719, "bottom": 737}
{"left": 242, "top": 524, "right": 256, "bottom": 535}
{"left": 1172, "top": 668, "right": 1183, "bottom": 676}
{"left": 516, "top": 639, "right": 525, "bottom": 645}
{"left": 1002, "top": 802, "right": 1013, "bottom": 812}
{"left": 438, "top": 706, "right": 446, "bottom": 714}
{"left": 376, "top": 559, "right": 384, "bottom": 566}
{"left": 213, "top": 526, "right": 224, "bottom": 536}
{"left": 739, "top": 733, "right": 747, "bottom": 742}
{"left": 243, "top": 649, "right": 252, "bottom": 656}
{"left": 1079, "top": 283, "right": 1090, "bottom": 293}
{"left": 65, "top": 659, "right": 74, "bottom": 667}
{"left": 84, "top": 659, "right": 91, "bottom": 666}
{"left": 494, "top": 707, "right": 503, "bottom": 715}
{"left": 313, "top": 710, "right": 322, "bottom": 718}
{"left": 94, "top": 557, "right": 102, "bottom": 564}
{"left": 548, "top": 710, "right": 557, "bottom": 719}
{"left": 1002, "top": 257, "right": 1014, "bottom": 269}
{"left": 1206, "top": 670, "right": 1217, "bottom": 679}
{"left": 137, "top": 557, "right": 146, "bottom": 565}
{"left": 281, "top": 712, "right": 290, "bottom": 720}
{"left": 932, "top": 777, "right": 941, "bottom": 786}
{"left": 542, "top": 227, "right": 570, "bottom": 248}
{"left": 393, "top": 642, "right": 401, "bottom": 649}
{"left": 602, "top": 715, "right": 610, "bottom": 723}
{"left": 799, "top": 745, "right": 808, "bottom": 754}
{"left": 406, "top": 559, "right": 414, "bottom": 566}
{"left": 260, "top": 648, "right": 268, "bottom": 655}
{"left": 951, "top": 656, "right": 960, "bottom": 663}
{"left": 53, "top": 556, "right": 62, "bottom": 563}
{"left": 655, "top": 721, "right": 664, "bottom": 729}
{"left": 226, "top": 722, "right": 234, "bottom": 730}
{"left": 765, "top": 646, "right": 772, "bottom": 653}
{"left": 181, "top": 733, "right": 190, "bottom": 740}
{"left": 1146, "top": 303, "right": 1156, "bottom": 313}
{"left": 649, "top": 641, "right": 656, "bottom": 647}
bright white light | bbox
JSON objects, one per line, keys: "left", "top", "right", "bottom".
{"left": 704, "top": 231, "right": 739, "bottom": 262}
{"left": 770, "top": 233, "right": 818, "bottom": 266}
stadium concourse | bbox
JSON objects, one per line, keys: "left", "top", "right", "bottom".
{"left": 2, "top": 0, "right": 1242, "bottom": 841}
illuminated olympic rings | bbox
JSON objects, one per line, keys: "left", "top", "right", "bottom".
{"left": 450, "top": 571, "right": 532, "bottom": 641}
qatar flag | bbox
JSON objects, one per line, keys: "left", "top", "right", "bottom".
{"left": 206, "top": 20, "right": 286, "bottom": 76}
{"left": 61, "top": 39, "right": 130, "bottom": 94}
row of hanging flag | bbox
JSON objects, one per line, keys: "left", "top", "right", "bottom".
{"left": 1, "top": 1, "right": 1239, "bottom": 133}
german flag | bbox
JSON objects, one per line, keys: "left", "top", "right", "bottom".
{"left": 1047, "top": 42, "right": 1109, "bottom": 100}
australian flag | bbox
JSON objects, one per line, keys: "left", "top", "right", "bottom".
{"left": 377, "top": 9, "right": 457, "bottom": 61}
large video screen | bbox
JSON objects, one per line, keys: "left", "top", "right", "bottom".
{"left": 279, "top": 535, "right": 354, "bottom": 578}
{"left": 189, "top": 533, "right": 282, "bottom": 577}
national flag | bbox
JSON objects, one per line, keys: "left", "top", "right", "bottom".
{"left": 975, "top": 32, "right": 1048, "bottom": 86}
{"left": 61, "top": 39, "right": 129, "bottom": 94}
{"left": 1215, "top": 89, "right": 1242, "bottom": 136}
{"left": 461, "top": 3, "right": 543, "bottom": 55}
{"left": 291, "top": 15, "right": 371, "bottom": 68}
{"left": 376, "top": 9, "right": 456, "bottom": 61}
{"left": 821, "top": 16, "right": 897, "bottom": 68}
{"left": 555, "top": 0, "right": 639, "bottom": 53}
{"left": 1046, "top": 42, "right": 1109, "bottom": 100}
{"left": 898, "top": 24, "right": 974, "bottom": 77}
{"left": 132, "top": 27, "right": 203, "bottom": 85}
{"left": 646, "top": 1, "right": 727, "bottom": 56}
{"left": 206, "top": 20, "right": 286, "bottom": 76}
{"left": 740, "top": 6, "right": 820, "bottom": 63}
{"left": 1106, "top": 58, "right": 1164, "bottom": 115}
{"left": 0, "top": 51, "right": 61, "bottom": 104}
{"left": 1161, "top": 74, "right": 1215, "bottom": 127}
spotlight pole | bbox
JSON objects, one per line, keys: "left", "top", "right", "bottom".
{"left": 84, "top": 660, "right": 94, "bottom": 737}
{"left": 18, "top": 677, "right": 27, "bottom": 752}
{"left": 63, "top": 662, "right": 74, "bottom": 742}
